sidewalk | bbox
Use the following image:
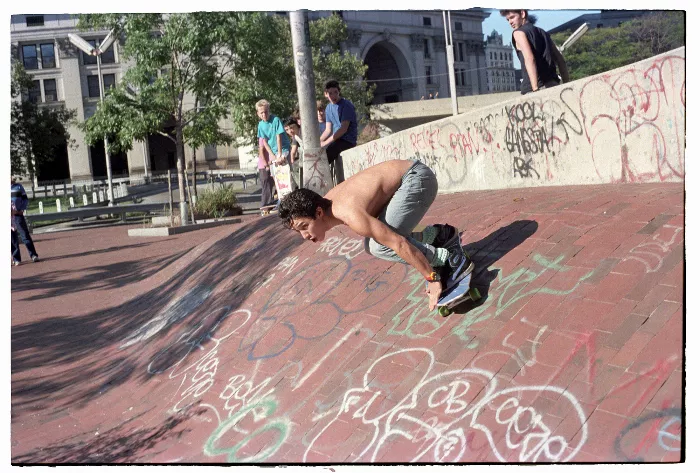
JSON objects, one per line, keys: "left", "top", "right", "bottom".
{"left": 10, "top": 182, "right": 684, "bottom": 463}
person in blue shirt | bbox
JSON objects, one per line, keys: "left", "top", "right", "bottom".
{"left": 256, "top": 99, "right": 294, "bottom": 205}
{"left": 320, "top": 80, "right": 358, "bottom": 185}
{"left": 11, "top": 177, "right": 39, "bottom": 265}
{"left": 316, "top": 100, "right": 327, "bottom": 137}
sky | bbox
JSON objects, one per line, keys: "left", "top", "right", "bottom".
{"left": 481, "top": 9, "right": 601, "bottom": 69}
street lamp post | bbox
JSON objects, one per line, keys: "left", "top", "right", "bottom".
{"left": 443, "top": 11, "right": 459, "bottom": 116}
{"left": 68, "top": 31, "right": 116, "bottom": 206}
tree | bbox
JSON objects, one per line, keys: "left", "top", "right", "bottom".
{"left": 228, "top": 13, "right": 374, "bottom": 147}
{"left": 77, "top": 13, "right": 239, "bottom": 224}
{"left": 11, "top": 62, "right": 76, "bottom": 179}
{"left": 551, "top": 11, "right": 685, "bottom": 81}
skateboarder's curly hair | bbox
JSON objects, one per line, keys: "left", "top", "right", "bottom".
{"left": 278, "top": 188, "right": 332, "bottom": 229}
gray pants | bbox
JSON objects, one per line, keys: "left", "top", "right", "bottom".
{"left": 364, "top": 160, "right": 438, "bottom": 264}
{"left": 259, "top": 167, "right": 276, "bottom": 206}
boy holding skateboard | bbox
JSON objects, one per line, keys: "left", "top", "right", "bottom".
{"left": 278, "top": 159, "right": 473, "bottom": 310}
{"left": 256, "top": 100, "right": 295, "bottom": 210}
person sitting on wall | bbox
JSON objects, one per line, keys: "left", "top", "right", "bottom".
{"left": 501, "top": 9, "right": 569, "bottom": 94}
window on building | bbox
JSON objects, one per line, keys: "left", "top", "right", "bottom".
{"left": 83, "top": 39, "right": 116, "bottom": 65}
{"left": 43, "top": 79, "right": 57, "bottom": 102}
{"left": 461, "top": 69, "right": 466, "bottom": 86}
{"left": 22, "top": 45, "right": 38, "bottom": 70}
{"left": 423, "top": 38, "right": 430, "bottom": 59}
{"left": 423, "top": 17, "right": 432, "bottom": 26}
{"left": 88, "top": 73, "right": 116, "bottom": 98}
{"left": 88, "top": 74, "right": 116, "bottom": 97}
{"left": 28, "top": 80, "right": 41, "bottom": 103}
{"left": 458, "top": 42, "right": 464, "bottom": 62}
{"left": 500, "top": 52, "right": 504, "bottom": 60}
{"left": 25, "top": 15, "right": 44, "bottom": 27}
{"left": 87, "top": 75, "right": 101, "bottom": 97}
{"left": 101, "top": 44, "right": 115, "bottom": 64}
{"left": 40, "top": 43, "right": 56, "bottom": 68}
{"left": 103, "top": 73, "right": 116, "bottom": 90}
{"left": 597, "top": 23, "right": 603, "bottom": 28}
{"left": 426, "top": 66, "right": 432, "bottom": 84}
{"left": 455, "top": 22, "right": 462, "bottom": 31}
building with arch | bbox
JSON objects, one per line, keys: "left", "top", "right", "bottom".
{"left": 11, "top": 11, "right": 492, "bottom": 182}
{"left": 308, "top": 10, "right": 490, "bottom": 104}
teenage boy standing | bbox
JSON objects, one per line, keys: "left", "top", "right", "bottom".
{"left": 320, "top": 80, "right": 357, "bottom": 185}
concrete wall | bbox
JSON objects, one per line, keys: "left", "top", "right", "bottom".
{"left": 342, "top": 47, "right": 685, "bottom": 192}
{"left": 372, "top": 92, "right": 521, "bottom": 132}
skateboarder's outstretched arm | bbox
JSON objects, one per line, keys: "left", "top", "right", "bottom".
{"left": 340, "top": 207, "right": 443, "bottom": 310}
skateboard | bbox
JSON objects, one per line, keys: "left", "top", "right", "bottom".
{"left": 260, "top": 159, "right": 294, "bottom": 216}
{"left": 271, "top": 160, "right": 294, "bottom": 201}
{"left": 436, "top": 271, "right": 481, "bottom": 317}
{"left": 260, "top": 202, "right": 278, "bottom": 216}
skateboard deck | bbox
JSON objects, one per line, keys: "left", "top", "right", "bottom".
{"left": 260, "top": 203, "right": 278, "bottom": 216}
{"left": 436, "top": 271, "right": 480, "bottom": 317}
{"left": 271, "top": 162, "right": 293, "bottom": 201}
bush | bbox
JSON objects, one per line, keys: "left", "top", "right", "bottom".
{"left": 193, "top": 186, "right": 242, "bottom": 219}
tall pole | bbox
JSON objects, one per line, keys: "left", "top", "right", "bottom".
{"left": 96, "top": 53, "right": 115, "bottom": 205}
{"left": 443, "top": 11, "right": 459, "bottom": 116}
{"left": 289, "top": 10, "right": 332, "bottom": 195}
{"left": 142, "top": 140, "right": 150, "bottom": 181}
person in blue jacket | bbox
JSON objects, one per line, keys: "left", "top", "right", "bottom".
{"left": 11, "top": 177, "right": 39, "bottom": 266}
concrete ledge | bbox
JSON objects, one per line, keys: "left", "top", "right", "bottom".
{"left": 128, "top": 217, "right": 241, "bottom": 237}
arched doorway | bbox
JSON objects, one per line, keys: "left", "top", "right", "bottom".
{"left": 364, "top": 41, "right": 414, "bottom": 104}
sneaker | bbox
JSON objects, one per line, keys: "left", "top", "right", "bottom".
{"left": 31, "top": 256, "right": 39, "bottom": 262}
{"left": 12, "top": 260, "right": 20, "bottom": 266}
{"left": 432, "top": 224, "right": 460, "bottom": 249}
{"left": 438, "top": 246, "right": 475, "bottom": 294}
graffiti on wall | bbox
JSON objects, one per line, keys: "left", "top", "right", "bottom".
{"left": 343, "top": 52, "right": 685, "bottom": 188}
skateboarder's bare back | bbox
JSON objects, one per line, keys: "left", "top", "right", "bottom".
{"left": 279, "top": 159, "right": 473, "bottom": 310}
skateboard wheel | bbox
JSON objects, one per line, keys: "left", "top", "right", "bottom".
{"left": 469, "top": 287, "right": 481, "bottom": 301}
{"left": 438, "top": 306, "right": 451, "bottom": 317}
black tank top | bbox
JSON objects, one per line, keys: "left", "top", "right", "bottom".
{"left": 512, "top": 22, "right": 559, "bottom": 94}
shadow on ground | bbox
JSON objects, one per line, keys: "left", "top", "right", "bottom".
{"left": 11, "top": 407, "right": 204, "bottom": 464}
{"left": 11, "top": 216, "right": 302, "bottom": 415}
{"left": 451, "top": 220, "right": 539, "bottom": 314}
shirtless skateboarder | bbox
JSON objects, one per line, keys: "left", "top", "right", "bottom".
{"left": 278, "top": 159, "right": 473, "bottom": 310}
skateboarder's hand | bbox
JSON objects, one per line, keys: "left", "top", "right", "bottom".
{"left": 427, "top": 281, "right": 442, "bottom": 311}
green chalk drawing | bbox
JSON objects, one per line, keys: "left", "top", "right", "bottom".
{"left": 389, "top": 253, "right": 596, "bottom": 348}
{"left": 203, "top": 398, "right": 291, "bottom": 463}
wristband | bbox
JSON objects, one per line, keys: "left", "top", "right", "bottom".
{"left": 426, "top": 271, "right": 440, "bottom": 282}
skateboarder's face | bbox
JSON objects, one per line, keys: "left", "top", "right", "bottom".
{"left": 290, "top": 212, "right": 326, "bottom": 243}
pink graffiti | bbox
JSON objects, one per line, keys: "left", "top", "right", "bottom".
{"left": 410, "top": 127, "right": 445, "bottom": 153}
{"left": 579, "top": 55, "right": 685, "bottom": 184}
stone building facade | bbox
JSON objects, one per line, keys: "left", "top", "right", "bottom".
{"left": 309, "top": 10, "right": 490, "bottom": 104}
{"left": 11, "top": 11, "right": 491, "bottom": 181}
{"left": 483, "top": 30, "right": 517, "bottom": 93}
